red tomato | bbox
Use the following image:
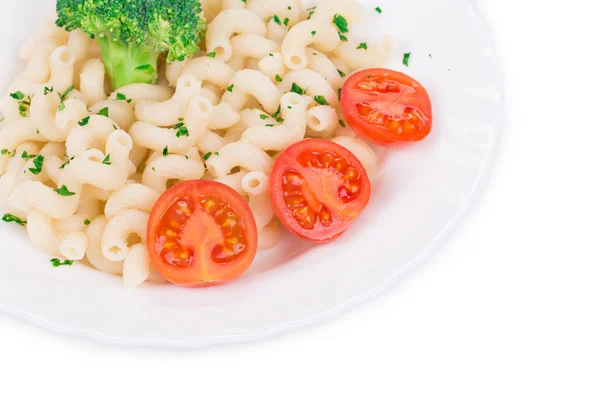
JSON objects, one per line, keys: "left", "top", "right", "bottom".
{"left": 341, "top": 68, "right": 433, "bottom": 145}
{"left": 270, "top": 139, "right": 371, "bottom": 242}
{"left": 147, "top": 180, "right": 258, "bottom": 287}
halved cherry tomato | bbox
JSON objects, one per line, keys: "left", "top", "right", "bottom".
{"left": 341, "top": 68, "right": 433, "bottom": 145}
{"left": 147, "top": 180, "right": 258, "bottom": 287}
{"left": 270, "top": 139, "right": 371, "bottom": 242}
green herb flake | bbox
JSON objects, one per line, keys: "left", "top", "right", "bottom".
{"left": 2, "top": 213, "right": 26, "bottom": 226}
{"left": 273, "top": 15, "right": 282, "bottom": 25}
{"left": 78, "top": 116, "right": 91, "bottom": 126}
{"left": 102, "top": 154, "right": 111, "bottom": 165}
{"left": 84, "top": 219, "right": 91, "bottom": 226}
{"left": 59, "top": 85, "right": 75, "bottom": 102}
{"left": 339, "top": 119, "right": 347, "bottom": 128}
{"left": 207, "top": 51, "right": 217, "bottom": 58}
{"left": 265, "top": 124, "right": 275, "bottom": 127}
{"left": 333, "top": 14, "right": 349, "bottom": 33}
{"left": 21, "top": 151, "right": 37, "bottom": 160}
{"left": 273, "top": 105, "right": 282, "bottom": 119}
{"left": 59, "top": 156, "right": 75, "bottom": 170}
{"left": 311, "top": 30, "right": 316, "bottom": 36}
{"left": 116, "top": 93, "right": 132, "bottom": 103}
{"left": 338, "top": 33, "right": 348, "bottom": 42}
{"left": 337, "top": 69, "right": 346, "bottom": 77}
{"left": 357, "top": 42, "right": 368, "bottom": 50}
{"left": 283, "top": 17, "right": 290, "bottom": 26}
{"left": 162, "top": 146, "right": 169, "bottom": 157}
{"left": 203, "top": 152, "right": 213, "bottom": 160}
{"left": 227, "top": 84, "right": 234, "bottom": 92}
{"left": 10, "top": 91, "right": 25, "bottom": 100}
{"left": 58, "top": 103, "right": 65, "bottom": 112}
{"left": 98, "top": 107, "right": 109, "bottom": 117}
{"left": 290, "top": 82, "right": 307, "bottom": 95}
{"left": 260, "top": 114, "right": 269, "bottom": 120}
{"left": 28, "top": 155, "right": 44, "bottom": 175}
{"left": 44, "top": 86, "right": 54, "bottom": 95}
{"left": 275, "top": 74, "right": 283, "bottom": 83}
{"left": 50, "top": 258, "right": 74, "bottom": 268}
{"left": 403, "top": 52, "right": 411, "bottom": 67}
{"left": 375, "top": 6, "right": 382, "bottom": 13}
{"left": 54, "top": 185, "right": 76, "bottom": 197}
{"left": 313, "top": 95, "right": 329, "bottom": 106}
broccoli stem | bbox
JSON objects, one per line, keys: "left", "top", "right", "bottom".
{"left": 97, "top": 36, "right": 160, "bottom": 89}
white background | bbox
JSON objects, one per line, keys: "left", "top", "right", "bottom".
{"left": 1, "top": 1, "right": 599, "bottom": 399}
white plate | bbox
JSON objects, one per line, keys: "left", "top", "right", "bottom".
{"left": 0, "top": 0, "right": 503, "bottom": 348}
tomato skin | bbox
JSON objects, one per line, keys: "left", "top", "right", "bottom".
{"left": 270, "top": 139, "right": 371, "bottom": 243}
{"left": 341, "top": 68, "right": 433, "bottom": 146}
{"left": 147, "top": 180, "right": 258, "bottom": 288}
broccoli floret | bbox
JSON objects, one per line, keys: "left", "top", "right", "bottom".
{"left": 56, "top": 0, "right": 207, "bottom": 89}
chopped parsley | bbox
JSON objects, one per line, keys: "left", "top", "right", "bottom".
{"left": 102, "top": 154, "right": 111, "bottom": 165}
{"left": 260, "top": 114, "right": 269, "bottom": 120}
{"left": 375, "top": 6, "right": 382, "bottom": 13}
{"left": 59, "top": 85, "right": 75, "bottom": 102}
{"left": 227, "top": 84, "right": 234, "bottom": 92}
{"left": 337, "top": 69, "right": 346, "bottom": 77}
{"left": 339, "top": 119, "right": 347, "bottom": 128}
{"left": 338, "top": 32, "right": 348, "bottom": 42}
{"left": 59, "top": 156, "right": 74, "bottom": 170}
{"left": 203, "top": 152, "right": 213, "bottom": 161}
{"left": 283, "top": 17, "right": 290, "bottom": 26}
{"left": 311, "top": 30, "right": 316, "bottom": 36}
{"left": 333, "top": 14, "right": 349, "bottom": 33}
{"left": 163, "top": 146, "right": 169, "bottom": 157}
{"left": 2, "top": 213, "right": 26, "bottom": 226}
{"left": 313, "top": 95, "right": 329, "bottom": 106}
{"left": 44, "top": 86, "right": 54, "bottom": 95}
{"left": 116, "top": 93, "right": 132, "bottom": 103}
{"left": 172, "top": 120, "right": 189, "bottom": 138}
{"left": 275, "top": 74, "right": 283, "bottom": 82}
{"left": 54, "top": 185, "right": 76, "bottom": 197}
{"left": 307, "top": 7, "right": 316, "bottom": 19}
{"left": 265, "top": 124, "right": 275, "bottom": 127}
{"left": 84, "top": 219, "right": 91, "bottom": 225}
{"left": 403, "top": 52, "right": 411, "bottom": 67}
{"left": 28, "top": 155, "right": 44, "bottom": 175}
{"left": 1, "top": 149, "right": 16, "bottom": 158}
{"left": 50, "top": 258, "right": 74, "bottom": 268}
{"left": 207, "top": 51, "right": 217, "bottom": 58}
{"left": 21, "top": 151, "right": 37, "bottom": 160}
{"left": 273, "top": 15, "right": 282, "bottom": 25}
{"left": 11, "top": 92, "right": 32, "bottom": 117}
{"left": 290, "top": 82, "right": 307, "bottom": 95}
{"left": 58, "top": 103, "right": 66, "bottom": 112}
{"left": 273, "top": 105, "right": 282, "bottom": 119}
{"left": 10, "top": 91, "right": 25, "bottom": 100}
{"left": 98, "top": 107, "right": 109, "bottom": 117}
{"left": 357, "top": 42, "right": 368, "bottom": 50}
{"left": 78, "top": 116, "right": 91, "bottom": 126}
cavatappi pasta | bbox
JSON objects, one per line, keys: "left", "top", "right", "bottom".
{"left": 0, "top": 0, "right": 392, "bottom": 287}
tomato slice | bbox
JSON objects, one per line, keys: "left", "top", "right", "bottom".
{"left": 341, "top": 68, "right": 433, "bottom": 145}
{"left": 147, "top": 180, "right": 258, "bottom": 287}
{"left": 270, "top": 139, "right": 371, "bottom": 242}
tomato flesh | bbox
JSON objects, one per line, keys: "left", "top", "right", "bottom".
{"left": 342, "top": 68, "right": 433, "bottom": 145}
{"left": 148, "top": 181, "right": 258, "bottom": 287}
{"left": 271, "top": 139, "right": 371, "bottom": 242}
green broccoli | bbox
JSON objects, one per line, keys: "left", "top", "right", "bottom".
{"left": 56, "top": 0, "right": 207, "bottom": 89}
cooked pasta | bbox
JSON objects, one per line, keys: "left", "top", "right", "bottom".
{"left": 0, "top": 1, "right": 393, "bottom": 288}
